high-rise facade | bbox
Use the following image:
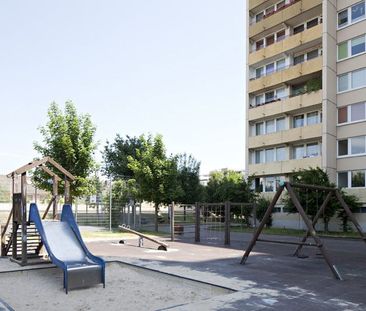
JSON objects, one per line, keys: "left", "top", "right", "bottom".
{"left": 246, "top": 0, "right": 366, "bottom": 206}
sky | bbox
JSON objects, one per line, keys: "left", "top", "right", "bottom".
{"left": 0, "top": 0, "right": 245, "bottom": 176}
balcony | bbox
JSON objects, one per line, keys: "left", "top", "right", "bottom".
{"left": 248, "top": 90, "right": 322, "bottom": 121}
{"left": 248, "top": 56, "right": 322, "bottom": 94}
{"left": 248, "top": 123, "right": 322, "bottom": 149}
{"left": 249, "top": 24, "right": 322, "bottom": 65}
{"left": 248, "top": 156, "right": 321, "bottom": 176}
{"left": 249, "top": 0, "right": 322, "bottom": 39}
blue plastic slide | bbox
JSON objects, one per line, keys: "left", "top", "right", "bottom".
{"left": 29, "top": 203, "right": 105, "bottom": 293}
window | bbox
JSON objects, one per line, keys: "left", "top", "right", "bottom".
{"left": 307, "top": 18, "right": 319, "bottom": 29}
{"left": 254, "top": 178, "right": 263, "bottom": 192}
{"left": 276, "top": 88, "right": 286, "bottom": 99}
{"left": 352, "top": 36, "right": 365, "bottom": 55}
{"left": 265, "top": 91, "right": 275, "bottom": 103}
{"left": 351, "top": 102, "right": 366, "bottom": 121}
{"left": 276, "top": 59, "right": 286, "bottom": 71}
{"left": 265, "top": 6, "right": 275, "bottom": 15}
{"left": 338, "top": 42, "right": 348, "bottom": 60}
{"left": 265, "top": 177, "right": 275, "bottom": 192}
{"left": 293, "top": 24, "right": 304, "bottom": 34}
{"left": 307, "top": 111, "right": 319, "bottom": 125}
{"left": 338, "top": 73, "right": 349, "bottom": 92}
{"left": 256, "top": 39, "right": 264, "bottom": 50}
{"left": 293, "top": 54, "right": 304, "bottom": 65}
{"left": 255, "top": 122, "right": 264, "bottom": 135}
{"left": 265, "top": 149, "right": 275, "bottom": 162}
{"left": 338, "top": 106, "right": 348, "bottom": 123}
{"left": 306, "top": 143, "right": 319, "bottom": 157}
{"left": 277, "top": 29, "right": 286, "bottom": 41}
{"left": 338, "top": 140, "right": 348, "bottom": 156}
{"left": 255, "top": 150, "right": 264, "bottom": 164}
{"left": 277, "top": 0, "right": 286, "bottom": 10}
{"left": 293, "top": 115, "right": 304, "bottom": 128}
{"left": 338, "top": 10, "right": 348, "bottom": 27}
{"left": 352, "top": 2, "right": 365, "bottom": 22}
{"left": 256, "top": 67, "right": 264, "bottom": 78}
{"left": 266, "top": 120, "right": 275, "bottom": 133}
{"left": 292, "top": 84, "right": 306, "bottom": 96}
{"left": 266, "top": 63, "right": 275, "bottom": 75}
{"left": 351, "top": 136, "right": 365, "bottom": 154}
{"left": 352, "top": 68, "right": 366, "bottom": 88}
{"left": 293, "top": 145, "right": 304, "bottom": 159}
{"left": 256, "top": 12, "right": 264, "bottom": 22}
{"left": 276, "top": 117, "right": 286, "bottom": 131}
{"left": 255, "top": 94, "right": 264, "bottom": 106}
{"left": 352, "top": 170, "right": 365, "bottom": 187}
{"left": 276, "top": 147, "right": 286, "bottom": 161}
{"left": 338, "top": 172, "right": 348, "bottom": 188}
{"left": 307, "top": 49, "right": 319, "bottom": 60}
{"left": 266, "top": 34, "right": 275, "bottom": 46}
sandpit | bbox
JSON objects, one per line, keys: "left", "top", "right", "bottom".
{"left": 0, "top": 261, "right": 234, "bottom": 310}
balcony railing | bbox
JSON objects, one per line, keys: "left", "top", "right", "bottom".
{"left": 249, "top": 0, "right": 301, "bottom": 26}
{"left": 249, "top": 54, "right": 321, "bottom": 82}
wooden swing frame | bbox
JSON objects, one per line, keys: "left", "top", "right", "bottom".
{"left": 241, "top": 182, "right": 366, "bottom": 280}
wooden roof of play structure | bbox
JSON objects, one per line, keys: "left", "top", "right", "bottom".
{"left": 6, "top": 157, "right": 75, "bottom": 181}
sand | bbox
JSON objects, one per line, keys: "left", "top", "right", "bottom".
{"left": 0, "top": 262, "right": 232, "bottom": 311}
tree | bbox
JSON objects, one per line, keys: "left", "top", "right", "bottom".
{"left": 33, "top": 102, "right": 97, "bottom": 199}
{"left": 175, "top": 153, "right": 204, "bottom": 204}
{"left": 102, "top": 135, "right": 143, "bottom": 179}
{"left": 283, "top": 167, "right": 361, "bottom": 232}
{"left": 336, "top": 191, "right": 362, "bottom": 232}
{"left": 255, "top": 197, "right": 272, "bottom": 228}
{"left": 128, "top": 134, "right": 182, "bottom": 231}
{"left": 206, "top": 170, "right": 255, "bottom": 203}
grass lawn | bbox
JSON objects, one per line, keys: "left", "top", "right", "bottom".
{"left": 228, "top": 225, "right": 363, "bottom": 238}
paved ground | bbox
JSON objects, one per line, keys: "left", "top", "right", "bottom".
{"left": 0, "top": 231, "right": 366, "bottom": 310}
{"left": 86, "top": 232, "right": 366, "bottom": 310}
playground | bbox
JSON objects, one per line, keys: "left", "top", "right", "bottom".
{"left": 1, "top": 158, "right": 366, "bottom": 310}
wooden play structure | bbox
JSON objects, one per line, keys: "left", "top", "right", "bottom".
{"left": 119, "top": 224, "right": 168, "bottom": 251}
{"left": 1, "top": 157, "right": 75, "bottom": 265}
{"left": 241, "top": 181, "right": 366, "bottom": 280}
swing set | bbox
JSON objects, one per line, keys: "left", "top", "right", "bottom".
{"left": 241, "top": 181, "right": 366, "bottom": 280}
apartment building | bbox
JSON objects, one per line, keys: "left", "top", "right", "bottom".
{"left": 246, "top": 0, "right": 366, "bottom": 206}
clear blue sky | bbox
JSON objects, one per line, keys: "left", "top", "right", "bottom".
{"left": 0, "top": 0, "right": 245, "bottom": 175}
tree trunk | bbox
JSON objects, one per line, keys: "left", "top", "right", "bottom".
{"left": 324, "top": 218, "right": 329, "bottom": 233}
{"left": 155, "top": 203, "right": 159, "bottom": 232}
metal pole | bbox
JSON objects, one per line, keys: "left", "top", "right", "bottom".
{"left": 109, "top": 178, "right": 112, "bottom": 232}
{"left": 195, "top": 202, "right": 200, "bottom": 243}
{"left": 170, "top": 202, "right": 175, "bottom": 242}
{"left": 224, "top": 201, "right": 230, "bottom": 245}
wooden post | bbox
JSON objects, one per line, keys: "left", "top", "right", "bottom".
{"left": 21, "top": 172, "right": 27, "bottom": 265}
{"left": 335, "top": 190, "right": 366, "bottom": 243}
{"left": 195, "top": 202, "right": 200, "bottom": 243}
{"left": 52, "top": 175, "right": 58, "bottom": 219}
{"left": 170, "top": 202, "right": 175, "bottom": 242}
{"left": 64, "top": 178, "right": 71, "bottom": 205}
{"left": 224, "top": 201, "right": 230, "bottom": 245}
{"left": 286, "top": 183, "right": 342, "bottom": 280}
{"left": 241, "top": 185, "right": 284, "bottom": 264}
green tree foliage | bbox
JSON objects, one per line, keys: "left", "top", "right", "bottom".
{"left": 206, "top": 170, "right": 254, "bottom": 203}
{"left": 283, "top": 167, "right": 361, "bottom": 232}
{"left": 255, "top": 197, "right": 272, "bottom": 227}
{"left": 175, "top": 153, "right": 204, "bottom": 204}
{"left": 34, "top": 102, "right": 97, "bottom": 198}
{"left": 336, "top": 191, "right": 362, "bottom": 232}
{"left": 102, "top": 135, "right": 143, "bottom": 179}
{"left": 128, "top": 134, "right": 182, "bottom": 231}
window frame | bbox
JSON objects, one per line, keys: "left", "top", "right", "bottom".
{"left": 337, "top": 1, "right": 366, "bottom": 29}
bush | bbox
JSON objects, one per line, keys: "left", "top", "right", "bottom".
{"left": 255, "top": 197, "right": 272, "bottom": 228}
